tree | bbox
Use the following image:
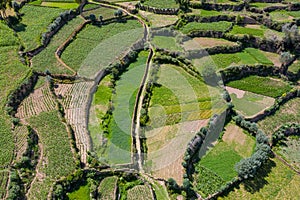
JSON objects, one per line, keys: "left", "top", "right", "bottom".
{"left": 99, "top": 15, "right": 103, "bottom": 22}
{"left": 175, "top": 0, "right": 189, "bottom": 10}
{"left": 279, "top": 51, "right": 293, "bottom": 66}
{"left": 89, "top": 14, "right": 96, "bottom": 22}
{"left": 114, "top": 9, "right": 123, "bottom": 19}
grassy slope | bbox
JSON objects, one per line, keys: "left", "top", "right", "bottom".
{"left": 218, "top": 158, "right": 300, "bottom": 200}
{"left": 17, "top": 5, "right": 64, "bottom": 51}
{"left": 151, "top": 36, "right": 183, "bottom": 52}
{"left": 142, "top": 0, "right": 178, "bottom": 8}
{"left": 61, "top": 19, "right": 143, "bottom": 78}
{"left": 258, "top": 98, "right": 300, "bottom": 135}
{"left": 27, "top": 111, "right": 76, "bottom": 199}
{"left": 180, "top": 21, "right": 232, "bottom": 34}
{"left": 226, "top": 76, "right": 292, "bottom": 98}
{"left": 98, "top": 176, "right": 118, "bottom": 199}
{"left": 68, "top": 184, "right": 90, "bottom": 200}
{"left": 0, "top": 22, "right": 28, "bottom": 167}
{"left": 32, "top": 16, "right": 84, "bottom": 75}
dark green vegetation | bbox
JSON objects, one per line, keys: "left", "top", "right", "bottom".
{"left": 226, "top": 76, "right": 292, "bottom": 98}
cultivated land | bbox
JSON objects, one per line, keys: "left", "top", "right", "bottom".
{"left": 1, "top": 0, "right": 300, "bottom": 199}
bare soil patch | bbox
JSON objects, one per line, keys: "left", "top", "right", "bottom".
{"left": 226, "top": 86, "right": 245, "bottom": 99}
{"left": 182, "top": 37, "right": 236, "bottom": 50}
{"left": 223, "top": 124, "right": 246, "bottom": 146}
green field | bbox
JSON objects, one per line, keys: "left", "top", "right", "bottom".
{"left": 61, "top": 19, "right": 143, "bottom": 78}
{"left": 17, "top": 5, "right": 65, "bottom": 51}
{"left": 0, "top": 22, "right": 28, "bottom": 168}
{"left": 258, "top": 98, "right": 300, "bottom": 135}
{"left": 96, "top": 51, "right": 148, "bottom": 164}
{"left": 229, "top": 90, "right": 275, "bottom": 117}
{"left": 226, "top": 76, "right": 292, "bottom": 98}
{"left": 270, "top": 10, "right": 300, "bottom": 22}
{"left": 194, "top": 124, "right": 255, "bottom": 197}
{"left": 27, "top": 111, "right": 77, "bottom": 199}
{"left": 68, "top": 184, "right": 90, "bottom": 200}
{"left": 142, "top": 0, "right": 178, "bottom": 8}
{"left": 41, "top": 2, "right": 79, "bottom": 9}
{"left": 193, "top": 48, "right": 274, "bottom": 70}
{"left": 82, "top": 6, "right": 116, "bottom": 20}
{"left": 275, "top": 137, "right": 300, "bottom": 170}
{"left": 228, "top": 25, "right": 284, "bottom": 40}
{"left": 180, "top": 21, "right": 232, "bottom": 34}
{"left": 98, "top": 176, "right": 118, "bottom": 199}
{"left": 218, "top": 158, "right": 300, "bottom": 200}
{"left": 148, "top": 64, "right": 224, "bottom": 128}
{"left": 32, "top": 16, "right": 84, "bottom": 75}
{"left": 151, "top": 36, "right": 183, "bottom": 52}
{"left": 288, "top": 59, "right": 300, "bottom": 74}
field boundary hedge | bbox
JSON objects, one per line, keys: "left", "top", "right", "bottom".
{"left": 189, "top": 2, "right": 245, "bottom": 11}
{"left": 136, "top": 3, "right": 179, "bottom": 15}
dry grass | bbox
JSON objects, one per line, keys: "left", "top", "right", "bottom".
{"left": 182, "top": 37, "right": 237, "bottom": 50}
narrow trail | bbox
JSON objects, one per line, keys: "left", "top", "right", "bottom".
{"left": 90, "top": 0, "right": 154, "bottom": 172}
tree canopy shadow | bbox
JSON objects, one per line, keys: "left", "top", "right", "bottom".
{"left": 243, "top": 158, "right": 276, "bottom": 193}
{"left": 13, "top": 22, "right": 27, "bottom": 32}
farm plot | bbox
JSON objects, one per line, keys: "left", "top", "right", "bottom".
{"left": 144, "top": 64, "right": 226, "bottom": 183}
{"left": 107, "top": 51, "right": 148, "bottom": 164}
{"left": 227, "top": 86, "right": 275, "bottom": 117}
{"left": 142, "top": 0, "right": 178, "bottom": 8}
{"left": 288, "top": 59, "right": 300, "bottom": 74}
{"left": 219, "top": 158, "right": 300, "bottom": 200}
{"left": 0, "top": 23, "right": 28, "bottom": 168}
{"left": 16, "top": 5, "right": 65, "bottom": 51}
{"left": 187, "top": 9, "right": 223, "bottom": 17}
{"left": 16, "top": 79, "right": 56, "bottom": 121}
{"left": 67, "top": 183, "right": 90, "bottom": 200}
{"left": 32, "top": 16, "right": 85, "bottom": 75}
{"left": 180, "top": 21, "right": 232, "bottom": 34}
{"left": 228, "top": 25, "right": 284, "bottom": 39}
{"left": 270, "top": 10, "right": 300, "bottom": 22}
{"left": 193, "top": 125, "right": 255, "bottom": 198}
{"left": 82, "top": 6, "right": 116, "bottom": 20}
{"left": 55, "top": 81, "right": 95, "bottom": 163}
{"left": 139, "top": 10, "right": 178, "bottom": 27}
{"left": 27, "top": 111, "right": 77, "bottom": 200}
{"left": 275, "top": 137, "right": 300, "bottom": 170}
{"left": 147, "top": 64, "right": 225, "bottom": 129}
{"left": 61, "top": 19, "right": 143, "bottom": 78}
{"left": 127, "top": 185, "right": 153, "bottom": 200}
{"left": 88, "top": 75, "right": 113, "bottom": 160}
{"left": 258, "top": 98, "right": 300, "bottom": 135}
{"left": 0, "top": 170, "right": 9, "bottom": 199}
{"left": 40, "top": 2, "right": 79, "bottom": 9}
{"left": 226, "top": 75, "right": 292, "bottom": 98}
{"left": 98, "top": 176, "right": 118, "bottom": 200}
{"left": 192, "top": 48, "right": 275, "bottom": 71}
{"left": 182, "top": 37, "right": 237, "bottom": 51}
{"left": 13, "top": 125, "right": 29, "bottom": 162}
{"left": 151, "top": 35, "right": 183, "bottom": 52}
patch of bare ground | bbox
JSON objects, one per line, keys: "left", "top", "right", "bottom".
{"left": 263, "top": 51, "right": 281, "bottom": 67}
{"left": 245, "top": 24, "right": 261, "bottom": 29}
{"left": 182, "top": 37, "right": 237, "bottom": 51}
{"left": 226, "top": 86, "right": 245, "bottom": 99}
{"left": 146, "top": 119, "right": 208, "bottom": 184}
{"left": 223, "top": 124, "right": 246, "bottom": 146}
